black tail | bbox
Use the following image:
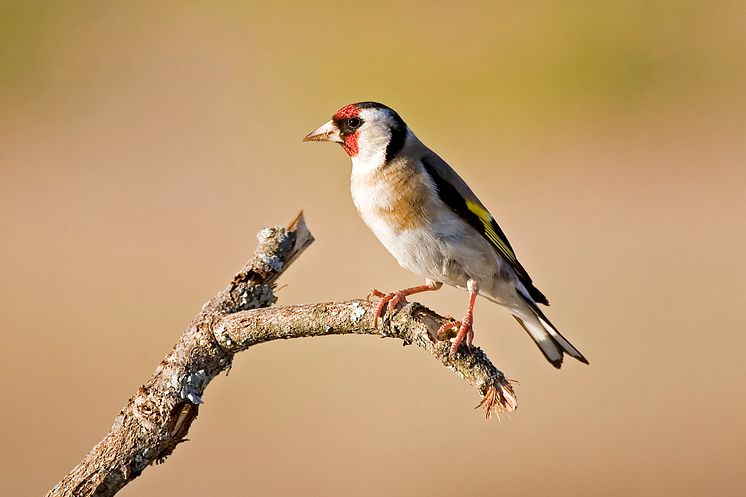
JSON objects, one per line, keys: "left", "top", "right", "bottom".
{"left": 515, "top": 293, "right": 589, "bottom": 368}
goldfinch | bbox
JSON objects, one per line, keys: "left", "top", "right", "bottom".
{"left": 304, "top": 102, "right": 588, "bottom": 368}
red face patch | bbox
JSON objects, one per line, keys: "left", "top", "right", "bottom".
{"left": 342, "top": 131, "right": 359, "bottom": 157}
{"left": 333, "top": 104, "right": 360, "bottom": 120}
{"left": 333, "top": 103, "right": 361, "bottom": 157}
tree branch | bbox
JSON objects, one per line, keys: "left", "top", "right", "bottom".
{"left": 47, "top": 212, "right": 516, "bottom": 497}
{"left": 215, "top": 301, "right": 517, "bottom": 415}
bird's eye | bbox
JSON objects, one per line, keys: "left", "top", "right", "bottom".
{"left": 347, "top": 117, "right": 361, "bottom": 129}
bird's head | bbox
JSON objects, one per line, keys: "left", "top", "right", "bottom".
{"left": 304, "top": 102, "right": 408, "bottom": 164}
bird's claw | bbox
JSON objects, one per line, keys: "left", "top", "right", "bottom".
{"left": 370, "top": 289, "right": 408, "bottom": 324}
{"left": 450, "top": 320, "right": 474, "bottom": 356}
{"left": 436, "top": 314, "right": 474, "bottom": 356}
{"left": 366, "top": 289, "right": 386, "bottom": 301}
{"left": 435, "top": 317, "right": 461, "bottom": 341}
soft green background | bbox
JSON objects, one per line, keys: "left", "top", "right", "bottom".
{"left": 1, "top": 1, "right": 744, "bottom": 496}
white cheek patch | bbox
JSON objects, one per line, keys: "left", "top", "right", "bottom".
{"left": 363, "top": 116, "right": 392, "bottom": 159}
{"left": 351, "top": 107, "right": 405, "bottom": 170}
{"left": 357, "top": 125, "right": 390, "bottom": 159}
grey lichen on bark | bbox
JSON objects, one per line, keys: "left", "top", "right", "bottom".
{"left": 46, "top": 212, "right": 516, "bottom": 497}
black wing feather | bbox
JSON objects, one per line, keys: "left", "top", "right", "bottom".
{"left": 421, "top": 157, "right": 549, "bottom": 305}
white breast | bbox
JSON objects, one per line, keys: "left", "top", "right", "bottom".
{"left": 350, "top": 162, "right": 405, "bottom": 249}
{"left": 350, "top": 159, "right": 452, "bottom": 284}
{"left": 349, "top": 157, "right": 504, "bottom": 291}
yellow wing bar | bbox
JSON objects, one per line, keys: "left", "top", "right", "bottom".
{"left": 466, "top": 200, "right": 518, "bottom": 264}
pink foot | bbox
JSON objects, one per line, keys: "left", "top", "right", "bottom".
{"left": 370, "top": 289, "right": 408, "bottom": 323}
{"left": 368, "top": 283, "right": 440, "bottom": 325}
{"left": 435, "top": 318, "right": 461, "bottom": 341}
{"left": 450, "top": 321, "right": 472, "bottom": 355}
{"left": 449, "top": 309, "right": 474, "bottom": 355}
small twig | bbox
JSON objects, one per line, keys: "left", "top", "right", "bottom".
{"left": 46, "top": 212, "right": 515, "bottom": 497}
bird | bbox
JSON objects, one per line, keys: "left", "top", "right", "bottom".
{"left": 303, "top": 101, "right": 588, "bottom": 368}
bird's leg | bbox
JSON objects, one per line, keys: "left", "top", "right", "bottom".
{"left": 450, "top": 279, "right": 479, "bottom": 355}
{"left": 369, "top": 280, "right": 442, "bottom": 323}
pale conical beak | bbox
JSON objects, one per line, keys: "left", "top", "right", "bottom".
{"left": 303, "top": 120, "right": 343, "bottom": 143}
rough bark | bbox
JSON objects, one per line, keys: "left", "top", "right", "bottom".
{"left": 47, "top": 212, "right": 516, "bottom": 497}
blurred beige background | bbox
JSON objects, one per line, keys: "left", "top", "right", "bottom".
{"left": 1, "top": 1, "right": 745, "bottom": 496}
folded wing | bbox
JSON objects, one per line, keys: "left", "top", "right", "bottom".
{"left": 420, "top": 153, "right": 549, "bottom": 305}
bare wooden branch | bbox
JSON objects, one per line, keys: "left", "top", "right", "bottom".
{"left": 215, "top": 301, "right": 516, "bottom": 415}
{"left": 47, "top": 212, "right": 516, "bottom": 497}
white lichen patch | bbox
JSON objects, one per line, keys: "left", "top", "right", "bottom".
{"left": 214, "top": 324, "right": 233, "bottom": 346}
{"left": 214, "top": 324, "right": 233, "bottom": 347}
{"left": 237, "top": 285, "right": 275, "bottom": 309}
{"left": 180, "top": 369, "right": 207, "bottom": 404}
{"left": 258, "top": 253, "right": 283, "bottom": 272}
{"left": 214, "top": 324, "right": 226, "bottom": 339}
{"left": 349, "top": 302, "right": 366, "bottom": 323}
{"left": 256, "top": 227, "right": 276, "bottom": 243}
